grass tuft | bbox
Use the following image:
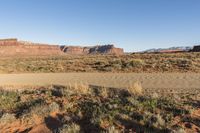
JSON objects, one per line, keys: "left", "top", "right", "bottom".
{"left": 127, "top": 81, "right": 143, "bottom": 96}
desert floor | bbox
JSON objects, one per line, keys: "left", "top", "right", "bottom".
{"left": 0, "top": 73, "right": 199, "bottom": 133}
{"left": 0, "top": 73, "right": 199, "bottom": 90}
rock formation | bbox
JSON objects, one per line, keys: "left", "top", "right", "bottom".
{"left": 0, "top": 38, "right": 124, "bottom": 56}
{"left": 60, "top": 46, "right": 90, "bottom": 55}
{"left": 0, "top": 39, "right": 62, "bottom": 56}
{"left": 89, "top": 45, "right": 124, "bottom": 55}
{"left": 0, "top": 38, "right": 19, "bottom": 46}
{"left": 192, "top": 45, "right": 200, "bottom": 52}
{"left": 61, "top": 45, "right": 124, "bottom": 55}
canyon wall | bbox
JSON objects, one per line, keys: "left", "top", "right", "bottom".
{"left": 0, "top": 39, "right": 124, "bottom": 56}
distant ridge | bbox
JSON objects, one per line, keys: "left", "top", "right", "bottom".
{"left": 142, "top": 46, "right": 192, "bottom": 53}
{"left": 0, "top": 38, "right": 124, "bottom": 56}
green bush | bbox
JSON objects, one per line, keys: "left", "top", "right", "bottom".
{"left": 0, "top": 90, "right": 20, "bottom": 110}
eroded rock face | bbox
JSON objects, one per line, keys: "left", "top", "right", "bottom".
{"left": 61, "top": 46, "right": 88, "bottom": 54}
{"left": 0, "top": 39, "right": 124, "bottom": 56}
{"left": 0, "top": 39, "right": 19, "bottom": 46}
{"left": 92, "top": 45, "right": 124, "bottom": 55}
{"left": 192, "top": 45, "right": 200, "bottom": 52}
{"left": 61, "top": 45, "right": 124, "bottom": 55}
{"left": 0, "top": 39, "right": 62, "bottom": 56}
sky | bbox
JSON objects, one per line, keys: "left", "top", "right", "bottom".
{"left": 0, "top": 0, "right": 200, "bottom": 52}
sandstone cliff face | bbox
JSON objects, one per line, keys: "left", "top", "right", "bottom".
{"left": 0, "top": 39, "right": 19, "bottom": 46}
{"left": 61, "top": 46, "right": 89, "bottom": 54}
{"left": 61, "top": 45, "right": 124, "bottom": 55}
{"left": 89, "top": 45, "right": 124, "bottom": 55}
{"left": 0, "top": 39, "right": 62, "bottom": 56}
{"left": 0, "top": 39, "right": 124, "bottom": 56}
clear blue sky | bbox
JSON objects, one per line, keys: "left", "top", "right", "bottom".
{"left": 0, "top": 0, "right": 200, "bottom": 52}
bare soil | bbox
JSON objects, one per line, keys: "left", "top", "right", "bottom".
{"left": 0, "top": 73, "right": 199, "bottom": 90}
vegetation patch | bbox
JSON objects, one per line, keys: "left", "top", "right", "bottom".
{"left": 0, "top": 52, "right": 200, "bottom": 73}
{"left": 0, "top": 84, "right": 199, "bottom": 132}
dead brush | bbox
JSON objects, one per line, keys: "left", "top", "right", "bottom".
{"left": 71, "top": 82, "right": 91, "bottom": 95}
{"left": 99, "top": 87, "right": 109, "bottom": 98}
{"left": 59, "top": 122, "right": 80, "bottom": 133}
{"left": 127, "top": 81, "right": 143, "bottom": 96}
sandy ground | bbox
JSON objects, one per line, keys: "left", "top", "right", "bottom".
{"left": 0, "top": 73, "right": 199, "bottom": 90}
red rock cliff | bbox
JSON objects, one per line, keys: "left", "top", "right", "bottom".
{"left": 0, "top": 39, "right": 124, "bottom": 56}
{"left": 0, "top": 39, "right": 62, "bottom": 56}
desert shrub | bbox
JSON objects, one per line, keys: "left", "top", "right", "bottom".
{"left": 49, "top": 85, "right": 75, "bottom": 97}
{"left": 106, "top": 126, "right": 120, "bottom": 133}
{"left": 148, "top": 114, "right": 165, "bottom": 129}
{"left": 0, "top": 113, "right": 16, "bottom": 124}
{"left": 170, "top": 126, "right": 186, "bottom": 133}
{"left": 99, "top": 87, "right": 109, "bottom": 98}
{"left": 49, "top": 102, "right": 60, "bottom": 112}
{"left": 151, "top": 92, "right": 159, "bottom": 99}
{"left": 95, "top": 60, "right": 109, "bottom": 66}
{"left": 102, "top": 65, "right": 113, "bottom": 72}
{"left": 157, "top": 98, "right": 190, "bottom": 116}
{"left": 64, "top": 102, "right": 76, "bottom": 111}
{"left": 127, "top": 81, "right": 143, "bottom": 95}
{"left": 175, "top": 58, "right": 192, "bottom": 68}
{"left": 15, "top": 98, "right": 45, "bottom": 117}
{"left": 28, "top": 103, "right": 51, "bottom": 117}
{"left": 50, "top": 86, "right": 63, "bottom": 97}
{"left": 130, "top": 59, "right": 145, "bottom": 67}
{"left": 21, "top": 89, "right": 35, "bottom": 95}
{"left": 111, "top": 64, "right": 122, "bottom": 70}
{"left": 142, "top": 99, "right": 158, "bottom": 111}
{"left": 110, "top": 60, "right": 122, "bottom": 70}
{"left": 132, "top": 111, "right": 144, "bottom": 122}
{"left": 72, "top": 83, "right": 91, "bottom": 95}
{"left": 59, "top": 123, "right": 80, "bottom": 133}
{"left": 0, "top": 90, "right": 20, "bottom": 110}
{"left": 80, "top": 100, "right": 106, "bottom": 125}
{"left": 127, "top": 97, "right": 140, "bottom": 107}
{"left": 78, "top": 97, "right": 121, "bottom": 127}
{"left": 50, "top": 85, "right": 75, "bottom": 97}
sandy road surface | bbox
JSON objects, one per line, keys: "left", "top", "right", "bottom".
{"left": 0, "top": 73, "right": 199, "bottom": 89}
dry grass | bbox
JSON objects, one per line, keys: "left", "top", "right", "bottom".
{"left": 0, "top": 113, "right": 16, "bottom": 124}
{"left": 0, "top": 52, "right": 199, "bottom": 73}
{"left": 127, "top": 81, "right": 143, "bottom": 95}
{"left": 99, "top": 87, "right": 109, "bottom": 98}
{"left": 59, "top": 123, "right": 80, "bottom": 133}
{"left": 69, "top": 82, "right": 91, "bottom": 95}
{"left": 75, "top": 83, "right": 90, "bottom": 95}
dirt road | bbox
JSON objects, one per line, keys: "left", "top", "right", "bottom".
{"left": 0, "top": 73, "right": 199, "bottom": 89}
